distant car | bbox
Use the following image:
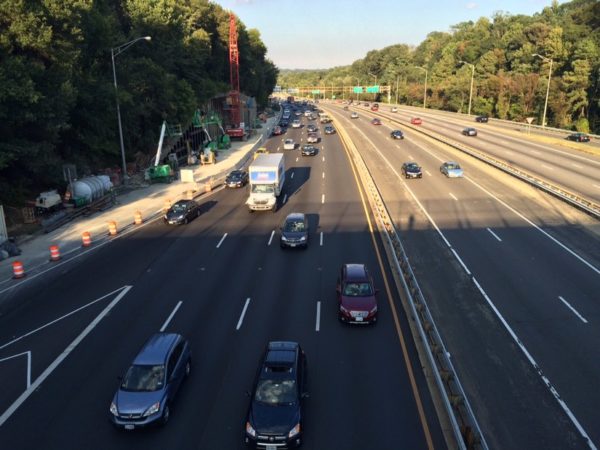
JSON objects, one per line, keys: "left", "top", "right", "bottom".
{"left": 462, "top": 127, "right": 477, "bottom": 136}
{"left": 291, "top": 120, "right": 302, "bottom": 128}
{"left": 164, "top": 200, "right": 199, "bottom": 225}
{"left": 343, "top": 105, "right": 349, "bottom": 110}
{"left": 390, "top": 130, "right": 404, "bottom": 139}
{"left": 306, "top": 124, "right": 318, "bottom": 133}
{"left": 301, "top": 144, "right": 318, "bottom": 157}
{"left": 280, "top": 213, "right": 308, "bottom": 249}
{"left": 306, "top": 132, "right": 319, "bottom": 143}
{"left": 324, "top": 125, "right": 336, "bottom": 135}
{"left": 271, "top": 126, "right": 284, "bottom": 136}
{"left": 244, "top": 341, "right": 308, "bottom": 448}
{"left": 371, "top": 103, "right": 379, "bottom": 111}
{"left": 371, "top": 118, "right": 382, "bottom": 125}
{"left": 304, "top": 110, "right": 312, "bottom": 117}
{"left": 279, "top": 119, "right": 289, "bottom": 128}
{"left": 320, "top": 116, "right": 332, "bottom": 124}
{"left": 440, "top": 161, "right": 464, "bottom": 178}
{"left": 283, "top": 139, "right": 295, "bottom": 150}
{"left": 110, "top": 333, "right": 191, "bottom": 429}
{"left": 225, "top": 169, "right": 249, "bottom": 188}
{"left": 475, "top": 116, "right": 489, "bottom": 123}
{"left": 363, "top": 102, "right": 370, "bottom": 107}
{"left": 337, "top": 263, "right": 378, "bottom": 324}
{"left": 410, "top": 117, "right": 422, "bottom": 125}
{"left": 253, "top": 147, "right": 269, "bottom": 160}
{"left": 567, "top": 132, "right": 590, "bottom": 142}
{"left": 350, "top": 112, "right": 359, "bottom": 119}
{"left": 294, "top": 111, "right": 302, "bottom": 117}
{"left": 391, "top": 107, "right": 398, "bottom": 113}
{"left": 401, "top": 162, "right": 422, "bottom": 179}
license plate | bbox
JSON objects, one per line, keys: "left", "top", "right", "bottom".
{"left": 289, "top": 243, "right": 296, "bottom": 247}
{"left": 124, "top": 424, "right": 135, "bottom": 430}
{"left": 355, "top": 316, "right": 363, "bottom": 322}
{"left": 266, "top": 446, "right": 277, "bottom": 450}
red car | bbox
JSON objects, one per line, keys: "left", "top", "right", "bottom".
{"left": 271, "top": 126, "right": 283, "bottom": 136}
{"left": 371, "top": 118, "right": 382, "bottom": 125}
{"left": 410, "top": 117, "right": 422, "bottom": 125}
{"left": 337, "top": 264, "right": 378, "bottom": 324}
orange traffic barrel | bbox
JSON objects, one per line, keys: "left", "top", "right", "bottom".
{"left": 82, "top": 231, "right": 92, "bottom": 247}
{"left": 49, "top": 245, "right": 61, "bottom": 261}
{"left": 134, "top": 210, "right": 143, "bottom": 225}
{"left": 204, "top": 182, "right": 212, "bottom": 193}
{"left": 163, "top": 199, "right": 172, "bottom": 211}
{"left": 186, "top": 190, "right": 194, "bottom": 200}
{"left": 12, "top": 261, "right": 25, "bottom": 279}
{"left": 108, "top": 221, "right": 118, "bottom": 236}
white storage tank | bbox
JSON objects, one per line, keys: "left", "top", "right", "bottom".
{"left": 70, "top": 176, "right": 113, "bottom": 202}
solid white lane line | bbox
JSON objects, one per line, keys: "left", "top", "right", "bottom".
{"left": 541, "top": 164, "right": 554, "bottom": 170}
{"left": 486, "top": 228, "right": 502, "bottom": 242}
{"left": 531, "top": 150, "right": 542, "bottom": 155}
{"left": 320, "top": 232, "right": 323, "bottom": 246}
{"left": 315, "top": 301, "right": 321, "bottom": 331}
{"left": 451, "top": 249, "right": 471, "bottom": 275}
{"left": 571, "top": 163, "right": 583, "bottom": 169}
{"left": 236, "top": 298, "right": 251, "bottom": 330}
{"left": 449, "top": 193, "right": 458, "bottom": 201}
{"left": 471, "top": 277, "right": 596, "bottom": 449}
{"left": 160, "top": 301, "right": 183, "bottom": 332}
{"left": 558, "top": 296, "right": 588, "bottom": 324}
{"left": 268, "top": 230, "right": 275, "bottom": 246}
{"left": 291, "top": 172, "right": 295, "bottom": 179}
{"left": 283, "top": 194, "right": 288, "bottom": 204}
{"left": 321, "top": 194, "right": 325, "bottom": 204}
{"left": 0, "top": 285, "right": 132, "bottom": 427}
{"left": 216, "top": 233, "right": 228, "bottom": 248}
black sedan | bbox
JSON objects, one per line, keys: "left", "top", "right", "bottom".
{"left": 306, "top": 124, "right": 318, "bottom": 133}
{"left": 324, "top": 125, "right": 336, "bottom": 135}
{"left": 245, "top": 342, "right": 308, "bottom": 449}
{"left": 567, "top": 132, "right": 590, "bottom": 142}
{"left": 475, "top": 116, "right": 489, "bottom": 123}
{"left": 301, "top": 145, "right": 318, "bottom": 156}
{"left": 371, "top": 118, "right": 382, "bottom": 125}
{"left": 401, "top": 162, "right": 423, "bottom": 179}
{"left": 462, "top": 127, "right": 478, "bottom": 136}
{"left": 164, "top": 200, "right": 200, "bottom": 225}
{"left": 390, "top": 130, "right": 404, "bottom": 140}
{"left": 225, "top": 169, "right": 249, "bottom": 188}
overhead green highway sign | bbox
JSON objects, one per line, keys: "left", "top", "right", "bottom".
{"left": 353, "top": 87, "right": 363, "bottom": 93}
{"left": 366, "top": 86, "right": 380, "bottom": 93}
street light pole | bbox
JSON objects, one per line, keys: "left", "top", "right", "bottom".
{"left": 459, "top": 60, "right": 475, "bottom": 115}
{"left": 415, "top": 66, "right": 428, "bottom": 109}
{"left": 532, "top": 53, "right": 553, "bottom": 127}
{"left": 111, "top": 36, "right": 151, "bottom": 182}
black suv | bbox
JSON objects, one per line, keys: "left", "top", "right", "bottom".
{"left": 475, "top": 115, "right": 489, "bottom": 123}
{"left": 401, "top": 162, "right": 423, "bottom": 179}
{"left": 245, "top": 342, "right": 308, "bottom": 449}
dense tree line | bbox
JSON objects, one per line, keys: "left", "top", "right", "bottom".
{"left": 0, "top": 0, "right": 278, "bottom": 204}
{"left": 278, "top": 0, "right": 599, "bottom": 134}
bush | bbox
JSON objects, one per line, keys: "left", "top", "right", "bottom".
{"left": 574, "top": 117, "right": 590, "bottom": 133}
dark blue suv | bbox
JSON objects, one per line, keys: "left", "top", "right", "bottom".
{"left": 109, "top": 333, "right": 191, "bottom": 429}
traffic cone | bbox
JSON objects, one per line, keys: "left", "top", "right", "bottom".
{"left": 12, "top": 261, "right": 25, "bottom": 279}
{"left": 134, "top": 210, "right": 143, "bottom": 225}
{"left": 49, "top": 245, "right": 61, "bottom": 261}
{"left": 163, "top": 199, "right": 172, "bottom": 212}
{"left": 82, "top": 232, "right": 92, "bottom": 247}
{"left": 108, "top": 221, "right": 118, "bottom": 236}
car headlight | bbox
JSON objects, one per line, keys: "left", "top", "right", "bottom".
{"left": 109, "top": 402, "right": 118, "bottom": 416}
{"left": 281, "top": 236, "right": 288, "bottom": 241}
{"left": 370, "top": 306, "right": 378, "bottom": 315}
{"left": 246, "top": 421, "right": 256, "bottom": 437}
{"left": 340, "top": 305, "right": 349, "bottom": 313}
{"left": 143, "top": 401, "right": 160, "bottom": 417}
{"left": 299, "top": 236, "right": 307, "bottom": 241}
{"left": 288, "top": 423, "right": 301, "bottom": 438}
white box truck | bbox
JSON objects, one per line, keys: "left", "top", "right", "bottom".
{"left": 246, "top": 153, "right": 285, "bottom": 212}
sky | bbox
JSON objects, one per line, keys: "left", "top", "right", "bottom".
{"left": 211, "top": 0, "right": 561, "bottom": 69}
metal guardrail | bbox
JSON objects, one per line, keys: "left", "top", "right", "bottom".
{"left": 334, "top": 118, "right": 487, "bottom": 450}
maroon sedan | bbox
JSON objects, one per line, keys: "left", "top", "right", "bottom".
{"left": 337, "top": 264, "right": 378, "bottom": 324}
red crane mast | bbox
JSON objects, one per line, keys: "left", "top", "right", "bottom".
{"left": 226, "top": 12, "right": 244, "bottom": 138}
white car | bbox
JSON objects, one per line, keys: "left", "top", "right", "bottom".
{"left": 291, "top": 120, "right": 301, "bottom": 128}
{"left": 283, "top": 139, "right": 295, "bottom": 150}
{"left": 350, "top": 112, "right": 359, "bottom": 119}
{"left": 391, "top": 107, "right": 398, "bottom": 113}
{"left": 304, "top": 110, "right": 312, "bottom": 117}
{"left": 306, "top": 133, "right": 319, "bottom": 143}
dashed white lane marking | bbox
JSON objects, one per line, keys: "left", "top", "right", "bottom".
{"left": 160, "top": 301, "right": 183, "bottom": 332}
{"left": 322, "top": 171, "right": 325, "bottom": 179}
{"left": 291, "top": 172, "right": 295, "bottom": 179}
{"left": 449, "top": 193, "right": 458, "bottom": 201}
{"left": 322, "top": 156, "right": 325, "bottom": 162}
{"left": 321, "top": 194, "right": 325, "bottom": 204}
{"left": 558, "top": 296, "right": 588, "bottom": 324}
{"left": 283, "top": 194, "right": 288, "bottom": 204}
{"left": 315, "top": 301, "right": 321, "bottom": 332}
{"left": 268, "top": 230, "right": 275, "bottom": 246}
{"left": 486, "top": 228, "right": 502, "bottom": 242}
{"left": 408, "top": 155, "right": 414, "bottom": 159}
{"left": 216, "top": 233, "right": 228, "bottom": 248}
{"left": 296, "top": 157, "right": 299, "bottom": 162}
{"left": 425, "top": 170, "right": 432, "bottom": 176}
{"left": 594, "top": 184, "right": 600, "bottom": 190}
{"left": 236, "top": 298, "right": 251, "bottom": 330}
{"left": 531, "top": 150, "right": 542, "bottom": 155}
{"left": 541, "top": 164, "right": 554, "bottom": 170}
{"left": 571, "top": 163, "right": 583, "bottom": 169}
{"left": 320, "top": 232, "right": 323, "bottom": 246}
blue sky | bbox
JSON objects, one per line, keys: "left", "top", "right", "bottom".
{"left": 211, "top": 0, "right": 560, "bottom": 69}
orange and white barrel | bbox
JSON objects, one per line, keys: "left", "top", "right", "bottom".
{"left": 82, "top": 232, "right": 92, "bottom": 247}
{"left": 134, "top": 210, "right": 143, "bottom": 225}
{"left": 49, "top": 245, "right": 61, "bottom": 261}
{"left": 108, "top": 221, "right": 118, "bottom": 236}
{"left": 12, "top": 261, "right": 25, "bottom": 279}
{"left": 163, "top": 199, "right": 172, "bottom": 211}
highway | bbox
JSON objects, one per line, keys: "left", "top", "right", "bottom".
{"left": 0, "top": 108, "right": 444, "bottom": 449}
{"left": 322, "top": 101, "right": 600, "bottom": 450}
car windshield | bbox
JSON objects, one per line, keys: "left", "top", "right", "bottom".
{"left": 121, "top": 364, "right": 165, "bottom": 392}
{"left": 172, "top": 203, "right": 188, "bottom": 212}
{"left": 228, "top": 172, "right": 241, "bottom": 179}
{"left": 343, "top": 282, "right": 373, "bottom": 296}
{"left": 255, "top": 378, "right": 297, "bottom": 405}
{"left": 407, "top": 163, "right": 419, "bottom": 170}
{"left": 447, "top": 163, "right": 461, "bottom": 170}
{"left": 252, "top": 184, "right": 274, "bottom": 193}
{"left": 284, "top": 219, "right": 305, "bottom": 232}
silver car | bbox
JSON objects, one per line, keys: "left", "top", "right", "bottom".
{"left": 440, "top": 162, "right": 464, "bottom": 178}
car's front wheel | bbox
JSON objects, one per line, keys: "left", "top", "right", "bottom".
{"left": 185, "top": 360, "right": 192, "bottom": 378}
{"left": 161, "top": 404, "right": 170, "bottom": 425}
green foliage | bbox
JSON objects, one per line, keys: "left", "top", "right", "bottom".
{"left": 278, "top": 0, "right": 599, "bottom": 134}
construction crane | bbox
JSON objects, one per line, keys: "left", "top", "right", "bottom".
{"left": 225, "top": 12, "right": 245, "bottom": 139}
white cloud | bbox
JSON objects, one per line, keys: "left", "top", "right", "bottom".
{"left": 466, "top": 2, "right": 478, "bottom": 9}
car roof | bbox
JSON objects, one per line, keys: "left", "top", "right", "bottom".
{"left": 133, "top": 333, "right": 181, "bottom": 365}
{"left": 344, "top": 263, "right": 369, "bottom": 281}
{"left": 265, "top": 341, "right": 299, "bottom": 366}
{"left": 284, "top": 212, "right": 305, "bottom": 221}
{"left": 174, "top": 199, "right": 193, "bottom": 206}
